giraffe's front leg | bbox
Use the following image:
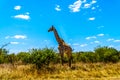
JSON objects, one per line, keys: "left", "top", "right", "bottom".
{"left": 65, "top": 47, "right": 72, "bottom": 67}
{"left": 58, "top": 46, "right": 64, "bottom": 65}
{"left": 68, "top": 52, "right": 72, "bottom": 67}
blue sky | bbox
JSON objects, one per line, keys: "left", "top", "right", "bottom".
{"left": 0, "top": 0, "right": 120, "bottom": 53}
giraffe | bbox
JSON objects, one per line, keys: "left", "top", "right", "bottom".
{"left": 48, "top": 25, "right": 72, "bottom": 67}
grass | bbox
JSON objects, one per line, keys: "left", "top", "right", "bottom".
{"left": 0, "top": 62, "right": 120, "bottom": 80}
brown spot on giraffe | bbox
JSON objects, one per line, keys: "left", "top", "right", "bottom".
{"left": 48, "top": 25, "right": 72, "bottom": 67}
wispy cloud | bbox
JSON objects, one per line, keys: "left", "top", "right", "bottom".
{"left": 14, "top": 5, "right": 21, "bottom": 10}
{"left": 83, "top": 0, "right": 97, "bottom": 9}
{"left": 13, "top": 5, "right": 30, "bottom": 20}
{"left": 55, "top": 5, "right": 61, "bottom": 11}
{"left": 82, "top": 0, "right": 86, "bottom": 3}
{"left": 106, "top": 38, "right": 120, "bottom": 43}
{"left": 91, "top": 0, "right": 97, "bottom": 4}
{"left": 25, "top": 12, "right": 30, "bottom": 15}
{"left": 42, "top": 40, "right": 50, "bottom": 45}
{"left": 13, "top": 35, "right": 27, "bottom": 39}
{"left": 94, "top": 41, "right": 100, "bottom": 44}
{"left": 108, "top": 45, "right": 114, "bottom": 47}
{"left": 5, "top": 36, "right": 10, "bottom": 39}
{"left": 97, "top": 26, "right": 104, "bottom": 29}
{"left": 86, "top": 36, "right": 96, "bottom": 40}
{"left": 68, "top": 0, "right": 82, "bottom": 12}
{"left": 86, "top": 33, "right": 104, "bottom": 41}
{"left": 91, "top": 7, "right": 96, "bottom": 10}
{"left": 80, "top": 44, "right": 87, "bottom": 47}
{"left": 68, "top": 0, "right": 97, "bottom": 12}
{"left": 10, "top": 42, "right": 19, "bottom": 45}
{"left": 13, "top": 14, "right": 30, "bottom": 20}
{"left": 113, "top": 40, "right": 120, "bottom": 42}
{"left": 90, "top": 40, "right": 100, "bottom": 44}
{"left": 5, "top": 35, "right": 27, "bottom": 39}
{"left": 97, "top": 34, "right": 104, "bottom": 37}
{"left": 88, "top": 17, "right": 95, "bottom": 20}
{"left": 107, "top": 38, "right": 114, "bottom": 42}
{"left": 84, "top": 3, "right": 91, "bottom": 8}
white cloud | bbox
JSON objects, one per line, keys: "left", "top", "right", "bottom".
{"left": 91, "top": 0, "right": 97, "bottom": 4}
{"left": 5, "top": 35, "right": 27, "bottom": 39}
{"left": 13, "top": 14, "right": 30, "bottom": 20}
{"left": 97, "top": 26, "right": 104, "bottom": 29}
{"left": 88, "top": 17, "right": 95, "bottom": 20}
{"left": 26, "top": 12, "right": 30, "bottom": 15}
{"left": 91, "top": 7, "right": 96, "bottom": 10}
{"left": 86, "top": 36, "right": 96, "bottom": 40}
{"left": 94, "top": 41, "right": 100, "bottom": 44}
{"left": 10, "top": 42, "right": 19, "bottom": 45}
{"left": 114, "top": 40, "right": 120, "bottom": 42}
{"left": 80, "top": 44, "right": 87, "bottom": 47}
{"left": 44, "top": 40, "right": 48, "bottom": 42}
{"left": 13, "top": 35, "right": 27, "bottom": 39}
{"left": 83, "top": 0, "right": 97, "bottom": 9}
{"left": 82, "top": 0, "right": 86, "bottom": 3}
{"left": 5, "top": 36, "right": 10, "bottom": 39}
{"left": 107, "top": 38, "right": 120, "bottom": 43}
{"left": 43, "top": 40, "right": 50, "bottom": 45}
{"left": 55, "top": 5, "right": 61, "bottom": 11}
{"left": 108, "top": 45, "right": 114, "bottom": 48}
{"left": 67, "top": 43, "right": 71, "bottom": 46}
{"left": 84, "top": 3, "right": 91, "bottom": 8}
{"left": 14, "top": 5, "right": 21, "bottom": 10}
{"left": 68, "top": 0, "right": 97, "bottom": 12}
{"left": 90, "top": 41, "right": 100, "bottom": 44}
{"left": 68, "top": 0, "right": 82, "bottom": 12}
{"left": 107, "top": 38, "right": 114, "bottom": 42}
{"left": 97, "top": 34, "right": 104, "bottom": 37}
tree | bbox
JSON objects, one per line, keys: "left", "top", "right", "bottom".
{"left": 29, "top": 48, "right": 57, "bottom": 69}
{"left": 94, "top": 46, "right": 119, "bottom": 62}
{"left": 17, "top": 52, "right": 30, "bottom": 64}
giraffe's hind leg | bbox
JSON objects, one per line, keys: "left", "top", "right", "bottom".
{"left": 58, "top": 46, "right": 64, "bottom": 65}
{"left": 66, "top": 51, "right": 72, "bottom": 67}
{"left": 68, "top": 54, "right": 72, "bottom": 67}
{"left": 61, "top": 53, "right": 64, "bottom": 65}
{"left": 69, "top": 57, "right": 72, "bottom": 67}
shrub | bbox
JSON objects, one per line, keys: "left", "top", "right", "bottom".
{"left": 94, "top": 46, "right": 119, "bottom": 62}
{"left": 17, "top": 52, "right": 31, "bottom": 64}
{"left": 7, "top": 53, "right": 17, "bottom": 64}
{"left": 0, "top": 48, "right": 9, "bottom": 63}
{"left": 29, "top": 48, "right": 57, "bottom": 69}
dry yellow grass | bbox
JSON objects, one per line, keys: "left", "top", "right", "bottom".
{"left": 0, "top": 63, "right": 120, "bottom": 80}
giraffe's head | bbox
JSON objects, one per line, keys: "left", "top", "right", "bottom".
{"left": 48, "top": 25, "right": 55, "bottom": 32}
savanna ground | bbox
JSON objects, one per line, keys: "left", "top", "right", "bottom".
{"left": 0, "top": 62, "right": 120, "bottom": 80}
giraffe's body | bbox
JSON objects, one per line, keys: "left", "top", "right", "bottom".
{"left": 48, "top": 25, "right": 72, "bottom": 67}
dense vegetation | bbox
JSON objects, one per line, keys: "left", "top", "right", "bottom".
{"left": 0, "top": 46, "right": 120, "bottom": 79}
{"left": 0, "top": 46, "right": 120, "bottom": 69}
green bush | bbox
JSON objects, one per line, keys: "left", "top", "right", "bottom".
{"left": 0, "top": 46, "right": 120, "bottom": 65}
{"left": 94, "top": 46, "right": 119, "bottom": 62}
{"left": 17, "top": 52, "right": 31, "bottom": 64}
{"left": 29, "top": 48, "right": 57, "bottom": 69}
{"left": 72, "top": 46, "right": 119, "bottom": 63}
{"left": 0, "top": 48, "right": 9, "bottom": 63}
{"left": 7, "top": 53, "right": 17, "bottom": 64}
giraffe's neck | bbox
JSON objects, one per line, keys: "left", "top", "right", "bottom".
{"left": 53, "top": 28, "right": 63, "bottom": 44}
